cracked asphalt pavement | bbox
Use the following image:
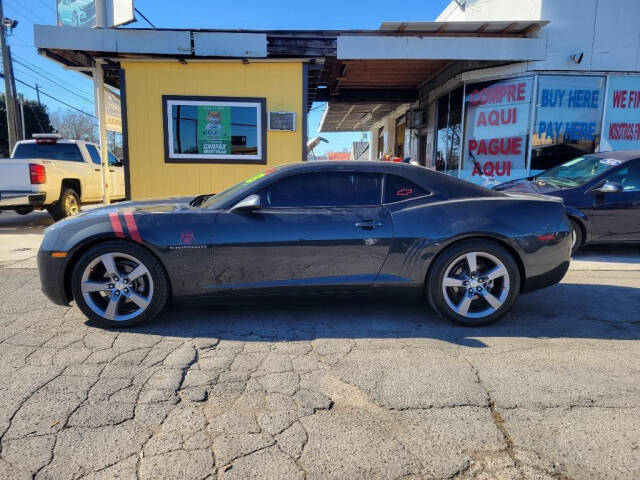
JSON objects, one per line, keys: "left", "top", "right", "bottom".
{"left": 1, "top": 211, "right": 639, "bottom": 479}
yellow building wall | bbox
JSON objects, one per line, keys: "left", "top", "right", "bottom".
{"left": 122, "top": 61, "right": 303, "bottom": 199}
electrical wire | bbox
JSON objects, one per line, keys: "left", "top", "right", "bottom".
{"left": 13, "top": 58, "right": 95, "bottom": 104}
{"left": 1, "top": 72, "right": 96, "bottom": 118}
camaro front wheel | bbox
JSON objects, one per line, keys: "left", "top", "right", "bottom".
{"left": 428, "top": 240, "right": 521, "bottom": 326}
{"left": 71, "top": 241, "right": 169, "bottom": 327}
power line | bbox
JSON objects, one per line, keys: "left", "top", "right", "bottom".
{"left": 1, "top": 72, "right": 96, "bottom": 118}
{"left": 4, "top": 0, "right": 48, "bottom": 25}
{"left": 36, "top": 0, "right": 56, "bottom": 14}
{"left": 13, "top": 57, "right": 95, "bottom": 104}
{"left": 13, "top": 66, "right": 94, "bottom": 108}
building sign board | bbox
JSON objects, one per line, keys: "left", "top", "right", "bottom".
{"left": 57, "top": 0, "right": 96, "bottom": 27}
{"left": 462, "top": 76, "right": 533, "bottom": 182}
{"left": 104, "top": 88, "right": 122, "bottom": 133}
{"left": 601, "top": 75, "right": 640, "bottom": 151}
{"left": 56, "top": 0, "right": 134, "bottom": 28}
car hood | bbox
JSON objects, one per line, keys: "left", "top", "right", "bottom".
{"left": 494, "top": 178, "right": 563, "bottom": 194}
{"left": 44, "top": 196, "right": 197, "bottom": 235}
{"left": 83, "top": 196, "right": 195, "bottom": 216}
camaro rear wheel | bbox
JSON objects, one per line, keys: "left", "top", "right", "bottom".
{"left": 71, "top": 241, "right": 169, "bottom": 327}
{"left": 428, "top": 240, "right": 520, "bottom": 326}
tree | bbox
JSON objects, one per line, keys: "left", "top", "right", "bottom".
{"left": 50, "top": 109, "right": 98, "bottom": 142}
{"left": 0, "top": 95, "right": 54, "bottom": 156}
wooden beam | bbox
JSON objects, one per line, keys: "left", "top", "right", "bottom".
{"left": 336, "top": 105, "right": 355, "bottom": 130}
{"left": 437, "top": 23, "right": 448, "bottom": 33}
{"left": 315, "top": 88, "right": 418, "bottom": 103}
{"left": 500, "top": 22, "right": 517, "bottom": 34}
{"left": 476, "top": 23, "right": 490, "bottom": 33}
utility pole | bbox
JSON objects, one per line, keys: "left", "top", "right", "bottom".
{"left": 35, "top": 83, "right": 41, "bottom": 105}
{"left": 7, "top": 45, "right": 22, "bottom": 141}
{"left": 19, "top": 97, "right": 24, "bottom": 139}
{"left": 0, "top": 0, "right": 19, "bottom": 152}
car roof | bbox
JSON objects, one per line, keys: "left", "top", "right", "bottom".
{"left": 588, "top": 150, "right": 640, "bottom": 162}
{"left": 267, "top": 161, "right": 503, "bottom": 199}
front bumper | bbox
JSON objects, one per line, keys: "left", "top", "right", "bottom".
{"left": 37, "top": 249, "right": 70, "bottom": 306}
{"left": 0, "top": 191, "right": 46, "bottom": 208}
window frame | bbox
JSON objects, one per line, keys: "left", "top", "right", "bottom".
{"left": 258, "top": 171, "right": 384, "bottom": 209}
{"left": 162, "top": 95, "right": 267, "bottom": 165}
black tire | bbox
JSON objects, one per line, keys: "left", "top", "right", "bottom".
{"left": 569, "top": 219, "right": 583, "bottom": 256}
{"left": 47, "top": 188, "right": 80, "bottom": 221}
{"left": 70, "top": 240, "right": 170, "bottom": 328}
{"left": 427, "top": 239, "right": 521, "bottom": 327}
{"left": 14, "top": 206, "right": 34, "bottom": 215}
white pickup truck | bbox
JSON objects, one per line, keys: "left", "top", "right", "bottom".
{"left": 0, "top": 135, "right": 125, "bottom": 221}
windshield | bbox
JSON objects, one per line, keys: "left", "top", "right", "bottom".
{"left": 536, "top": 156, "right": 622, "bottom": 188}
{"left": 200, "top": 167, "right": 280, "bottom": 209}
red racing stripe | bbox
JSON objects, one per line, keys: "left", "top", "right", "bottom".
{"left": 123, "top": 211, "right": 143, "bottom": 243}
{"left": 109, "top": 212, "right": 125, "bottom": 238}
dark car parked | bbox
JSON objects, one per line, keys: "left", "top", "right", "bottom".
{"left": 38, "top": 162, "right": 571, "bottom": 328}
{"left": 495, "top": 151, "right": 640, "bottom": 255}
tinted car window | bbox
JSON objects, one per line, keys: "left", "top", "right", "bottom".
{"left": 108, "top": 152, "right": 121, "bottom": 166}
{"left": 13, "top": 143, "right": 84, "bottom": 162}
{"left": 263, "top": 172, "right": 382, "bottom": 208}
{"left": 86, "top": 144, "right": 101, "bottom": 165}
{"left": 384, "top": 174, "right": 428, "bottom": 203}
{"left": 605, "top": 162, "right": 640, "bottom": 192}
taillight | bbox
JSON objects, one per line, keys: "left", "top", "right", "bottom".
{"left": 29, "top": 164, "right": 46, "bottom": 184}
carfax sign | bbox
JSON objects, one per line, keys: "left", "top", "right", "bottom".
{"left": 197, "top": 106, "right": 232, "bottom": 155}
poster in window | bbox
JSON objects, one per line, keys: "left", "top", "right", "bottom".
{"left": 197, "top": 106, "right": 232, "bottom": 155}
{"left": 531, "top": 75, "right": 605, "bottom": 172}
{"left": 462, "top": 77, "right": 533, "bottom": 184}
{"left": 601, "top": 75, "right": 640, "bottom": 152}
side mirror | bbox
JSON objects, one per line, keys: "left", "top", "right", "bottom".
{"left": 231, "top": 194, "right": 262, "bottom": 213}
{"left": 588, "top": 180, "right": 622, "bottom": 195}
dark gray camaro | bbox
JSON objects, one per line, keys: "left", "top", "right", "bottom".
{"left": 38, "top": 161, "right": 571, "bottom": 327}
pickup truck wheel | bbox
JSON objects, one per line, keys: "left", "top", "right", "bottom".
{"left": 14, "top": 206, "right": 34, "bottom": 215}
{"left": 48, "top": 188, "right": 80, "bottom": 221}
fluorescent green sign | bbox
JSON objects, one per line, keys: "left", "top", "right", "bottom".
{"left": 197, "top": 106, "right": 231, "bottom": 155}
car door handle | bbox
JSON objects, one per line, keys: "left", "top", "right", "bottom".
{"left": 94, "top": 168, "right": 101, "bottom": 172}
{"left": 355, "top": 221, "right": 383, "bottom": 230}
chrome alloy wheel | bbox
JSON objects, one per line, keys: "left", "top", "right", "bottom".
{"left": 441, "top": 251, "right": 510, "bottom": 319}
{"left": 80, "top": 252, "right": 154, "bottom": 322}
{"left": 65, "top": 194, "right": 80, "bottom": 215}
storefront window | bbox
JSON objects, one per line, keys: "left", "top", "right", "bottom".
{"left": 600, "top": 75, "right": 640, "bottom": 152}
{"left": 163, "top": 95, "right": 266, "bottom": 163}
{"left": 434, "top": 87, "right": 463, "bottom": 175}
{"left": 462, "top": 76, "right": 533, "bottom": 183}
{"left": 377, "top": 126, "right": 385, "bottom": 159}
{"left": 395, "top": 115, "right": 406, "bottom": 157}
{"left": 531, "top": 75, "right": 605, "bottom": 173}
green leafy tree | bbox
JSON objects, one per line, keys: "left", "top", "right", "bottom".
{"left": 0, "top": 95, "right": 54, "bottom": 156}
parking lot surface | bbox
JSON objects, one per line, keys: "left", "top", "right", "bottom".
{"left": 1, "top": 210, "right": 639, "bottom": 479}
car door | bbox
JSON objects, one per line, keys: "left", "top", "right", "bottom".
{"left": 83, "top": 144, "right": 107, "bottom": 201}
{"left": 590, "top": 160, "right": 640, "bottom": 242}
{"left": 108, "top": 152, "right": 126, "bottom": 199}
{"left": 211, "top": 171, "right": 393, "bottom": 295}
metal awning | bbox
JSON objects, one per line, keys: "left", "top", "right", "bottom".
{"left": 319, "top": 103, "right": 406, "bottom": 132}
{"left": 379, "top": 20, "right": 548, "bottom": 35}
